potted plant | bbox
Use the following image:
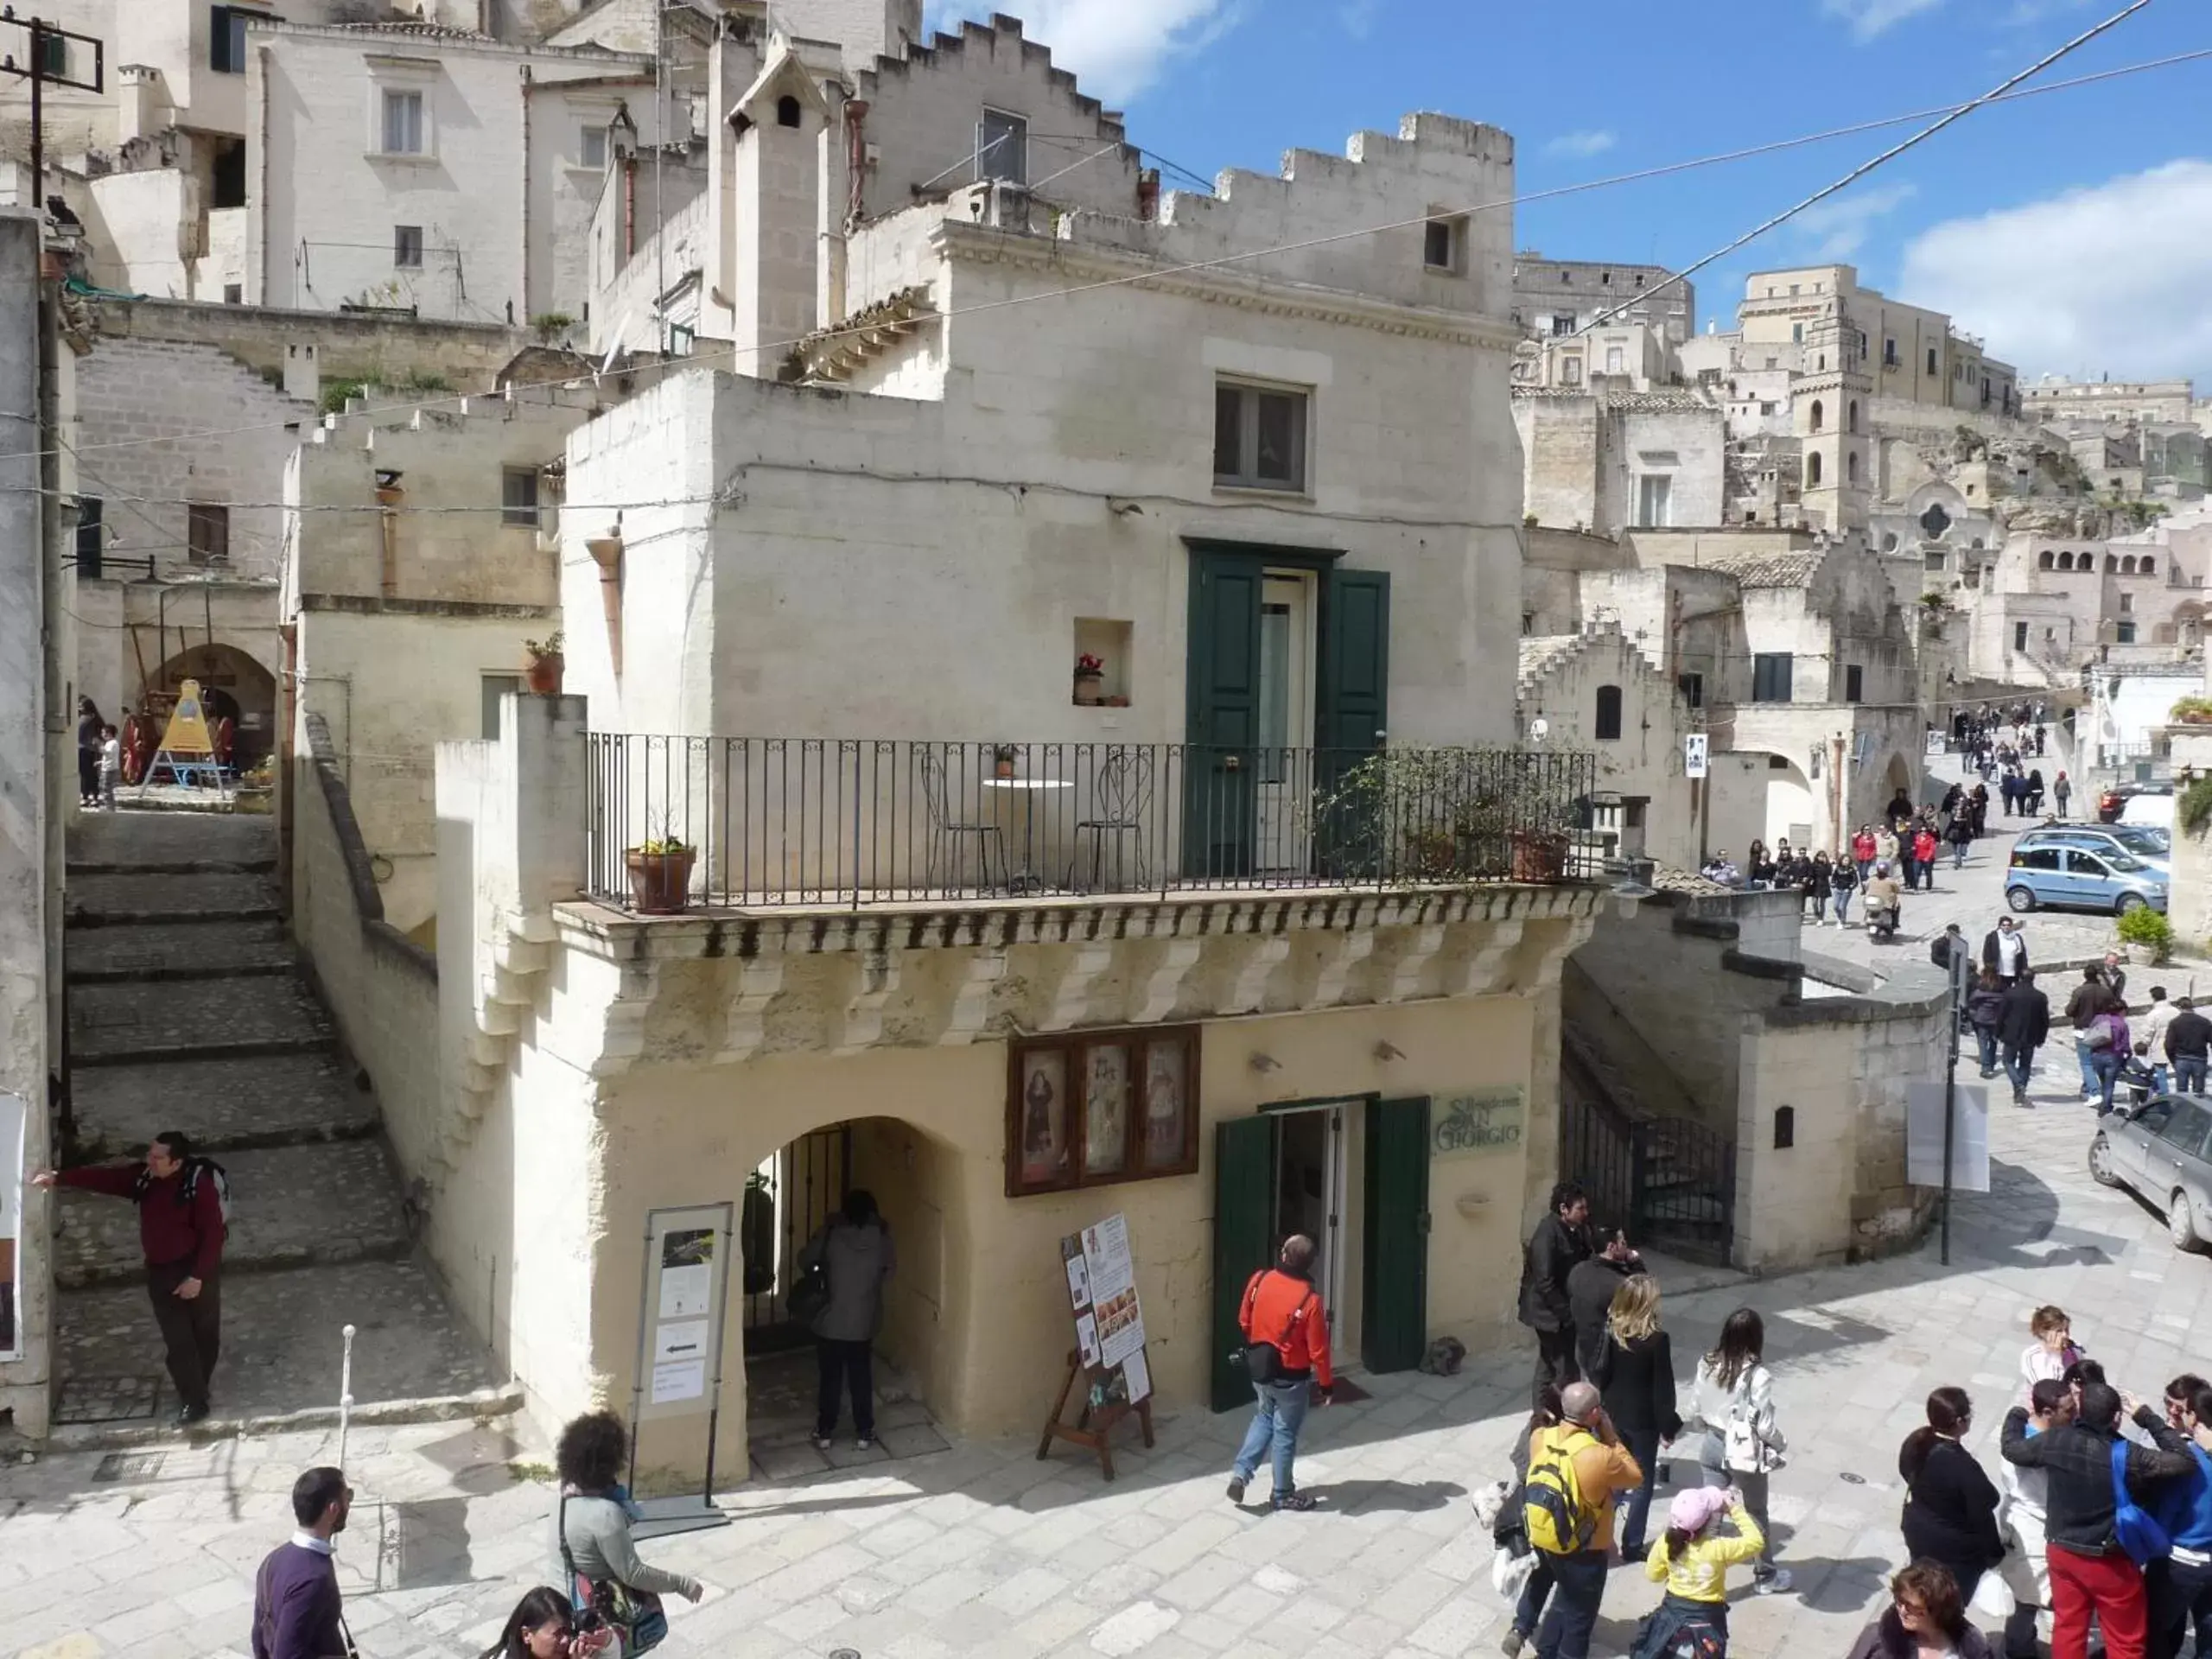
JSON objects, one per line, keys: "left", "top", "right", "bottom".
{"left": 1074, "top": 653, "right": 1105, "bottom": 706}
{"left": 2115, "top": 904, "right": 2173, "bottom": 965}
{"left": 993, "top": 742, "right": 1019, "bottom": 780}
{"left": 624, "top": 833, "right": 696, "bottom": 913}
{"left": 523, "top": 629, "right": 565, "bottom": 695}
{"left": 2170, "top": 696, "right": 2212, "bottom": 727}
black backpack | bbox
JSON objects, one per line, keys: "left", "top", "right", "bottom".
{"left": 134, "top": 1157, "right": 233, "bottom": 1237}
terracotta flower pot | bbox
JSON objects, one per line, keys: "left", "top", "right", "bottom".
{"left": 624, "top": 847, "right": 696, "bottom": 913}
{"left": 524, "top": 652, "right": 565, "bottom": 695}
{"left": 1508, "top": 829, "right": 1569, "bottom": 884}
{"left": 1074, "top": 672, "right": 1103, "bottom": 707}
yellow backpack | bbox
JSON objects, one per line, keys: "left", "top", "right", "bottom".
{"left": 1522, "top": 1426, "right": 1600, "bottom": 1555}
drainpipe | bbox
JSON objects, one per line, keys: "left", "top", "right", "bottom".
{"left": 519, "top": 67, "right": 532, "bottom": 325}
{"left": 1829, "top": 730, "right": 1848, "bottom": 855}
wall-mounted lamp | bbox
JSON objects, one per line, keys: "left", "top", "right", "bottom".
{"left": 1372, "top": 1039, "right": 1404, "bottom": 1063}
{"left": 1249, "top": 1052, "right": 1281, "bottom": 1075}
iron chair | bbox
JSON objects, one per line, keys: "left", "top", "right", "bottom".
{"left": 919, "top": 745, "right": 1007, "bottom": 895}
{"left": 1069, "top": 745, "right": 1153, "bottom": 893}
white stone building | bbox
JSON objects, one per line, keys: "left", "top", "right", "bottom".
{"left": 1516, "top": 625, "right": 1699, "bottom": 869}
{"left": 1510, "top": 253, "right": 1693, "bottom": 346}
{"left": 1513, "top": 385, "right": 1727, "bottom": 537}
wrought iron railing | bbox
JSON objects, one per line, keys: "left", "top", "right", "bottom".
{"left": 584, "top": 736, "right": 1601, "bottom": 910}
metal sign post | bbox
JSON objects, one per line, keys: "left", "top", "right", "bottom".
{"left": 1942, "top": 950, "right": 1969, "bottom": 1265}
{"left": 625, "top": 1201, "right": 736, "bottom": 1541}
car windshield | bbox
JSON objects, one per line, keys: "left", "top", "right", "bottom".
{"left": 2114, "top": 826, "right": 2170, "bottom": 855}
{"left": 2104, "top": 852, "right": 2148, "bottom": 874}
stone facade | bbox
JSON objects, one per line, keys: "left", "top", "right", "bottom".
{"left": 1513, "top": 386, "right": 1726, "bottom": 536}
{"left": 1516, "top": 625, "right": 1699, "bottom": 869}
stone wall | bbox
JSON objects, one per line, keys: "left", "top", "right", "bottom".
{"left": 88, "top": 297, "right": 529, "bottom": 393}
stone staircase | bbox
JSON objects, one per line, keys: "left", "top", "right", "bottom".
{"left": 55, "top": 810, "right": 507, "bottom": 1434}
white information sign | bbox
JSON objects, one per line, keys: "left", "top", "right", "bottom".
{"left": 1907, "top": 1081, "right": 1990, "bottom": 1194}
{"left": 637, "top": 1204, "right": 734, "bottom": 1423}
{"left": 1081, "top": 1214, "right": 1147, "bottom": 1370}
{"left": 1685, "top": 733, "right": 1709, "bottom": 779}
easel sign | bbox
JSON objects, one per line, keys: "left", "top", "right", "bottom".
{"left": 625, "top": 1202, "right": 736, "bottom": 1541}
{"left": 1037, "top": 1212, "right": 1155, "bottom": 1480}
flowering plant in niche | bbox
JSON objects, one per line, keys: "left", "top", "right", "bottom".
{"left": 1075, "top": 653, "right": 1105, "bottom": 676}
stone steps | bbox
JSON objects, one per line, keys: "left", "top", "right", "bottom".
{"left": 67, "top": 919, "right": 297, "bottom": 982}
{"left": 70, "top": 1052, "right": 379, "bottom": 1157}
{"left": 54, "top": 1139, "right": 412, "bottom": 1288}
{"left": 67, "top": 870, "right": 280, "bottom": 925}
{"left": 69, "top": 974, "right": 331, "bottom": 1065}
{"left": 69, "top": 810, "right": 275, "bottom": 869}
{"left": 53, "top": 1258, "right": 504, "bottom": 1430}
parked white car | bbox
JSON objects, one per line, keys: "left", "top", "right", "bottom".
{"left": 2121, "top": 792, "right": 2176, "bottom": 832}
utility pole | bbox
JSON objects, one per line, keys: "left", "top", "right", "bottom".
{"left": 1940, "top": 945, "right": 1969, "bottom": 1266}
{"left": 0, "top": 10, "right": 106, "bottom": 211}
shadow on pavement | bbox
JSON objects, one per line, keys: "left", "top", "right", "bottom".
{"left": 1307, "top": 1476, "right": 1465, "bottom": 1514}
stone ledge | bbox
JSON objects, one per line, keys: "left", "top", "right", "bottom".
{"left": 3, "top": 1382, "right": 524, "bottom": 1457}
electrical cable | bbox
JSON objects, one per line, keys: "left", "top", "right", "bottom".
{"left": 4, "top": 31, "right": 2200, "bottom": 468}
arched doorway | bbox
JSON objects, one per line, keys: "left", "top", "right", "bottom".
{"left": 144, "top": 643, "right": 276, "bottom": 769}
{"left": 1763, "top": 754, "right": 1815, "bottom": 849}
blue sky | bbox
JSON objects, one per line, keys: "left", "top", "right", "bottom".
{"left": 925, "top": 0, "right": 2212, "bottom": 383}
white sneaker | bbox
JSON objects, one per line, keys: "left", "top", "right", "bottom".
{"left": 1755, "top": 1568, "right": 1793, "bottom": 1595}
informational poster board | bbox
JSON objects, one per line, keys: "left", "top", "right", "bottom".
{"left": 1079, "top": 1214, "right": 1147, "bottom": 1375}
{"left": 1907, "top": 1080, "right": 1990, "bottom": 1193}
{"left": 0, "top": 1092, "right": 21, "bottom": 1360}
{"left": 636, "top": 1204, "right": 732, "bottom": 1423}
{"left": 154, "top": 678, "right": 215, "bottom": 756}
{"left": 1039, "top": 1212, "right": 1155, "bottom": 1478}
{"left": 1684, "top": 734, "right": 1709, "bottom": 779}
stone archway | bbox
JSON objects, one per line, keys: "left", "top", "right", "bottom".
{"left": 145, "top": 643, "right": 276, "bottom": 767}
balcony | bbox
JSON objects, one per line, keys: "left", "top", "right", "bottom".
{"left": 584, "top": 737, "right": 1602, "bottom": 913}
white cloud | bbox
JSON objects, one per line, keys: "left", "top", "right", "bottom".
{"left": 1789, "top": 181, "right": 1918, "bottom": 259}
{"left": 1544, "top": 130, "right": 1618, "bottom": 161}
{"left": 922, "top": 0, "right": 1236, "bottom": 104}
{"left": 1820, "top": 0, "right": 1943, "bottom": 41}
{"left": 1339, "top": 0, "right": 1382, "bottom": 39}
{"left": 1901, "top": 160, "right": 2212, "bottom": 383}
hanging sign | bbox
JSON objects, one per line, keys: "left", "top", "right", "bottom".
{"left": 636, "top": 1204, "right": 733, "bottom": 1422}
{"left": 1684, "top": 733, "right": 1709, "bottom": 779}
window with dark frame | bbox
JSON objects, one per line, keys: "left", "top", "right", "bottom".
{"left": 500, "top": 467, "right": 541, "bottom": 528}
{"left": 1845, "top": 664, "right": 1863, "bottom": 702}
{"left": 1593, "top": 683, "right": 1623, "bottom": 741}
{"left": 1751, "top": 652, "right": 1793, "bottom": 703}
{"left": 977, "top": 107, "right": 1027, "bottom": 186}
{"left": 1007, "top": 1027, "right": 1200, "bottom": 1196}
{"left": 1423, "top": 217, "right": 1461, "bottom": 271}
{"left": 210, "top": 4, "right": 247, "bottom": 73}
{"left": 393, "top": 225, "right": 423, "bottom": 268}
{"left": 74, "top": 496, "right": 103, "bottom": 578}
{"left": 187, "top": 503, "right": 230, "bottom": 567}
{"left": 1676, "top": 671, "right": 1703, "bottom": 708}
{"left": 1213, "top": 382, "right": 1308, "bottom": 493}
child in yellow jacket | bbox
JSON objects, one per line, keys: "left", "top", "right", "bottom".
{"left": 1637, "top": 1485, "right": 1765, "bottom": 1656}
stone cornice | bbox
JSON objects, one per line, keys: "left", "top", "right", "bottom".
{"left": 927, "top": 220, "right": 1525, "bottom": 353}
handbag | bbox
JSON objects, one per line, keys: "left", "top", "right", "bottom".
{"left": 1230, "top": 1274, "right": 1313, "bottom": 1388}
{"left": 1970, "top": 1567, "right": 2017, "bottom": 1620}
{"left": 559, "top": 1494, "right": 671, "bottom": 1655}
{"left": 786, "top": 1262, "right": 830, "bottom": 1327}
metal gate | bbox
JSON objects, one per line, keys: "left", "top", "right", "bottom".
{"left": 741, "top": 1123, "right": 852, "bottom": 1355}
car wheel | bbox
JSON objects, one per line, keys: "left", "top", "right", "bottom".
{"left": 2089, "top": 1134, "right": 2120, "bottom": 1187}
{"left": 2006, "top": 887, "right": 2037, "bottom": 913}
{"left": 2116, "top": 893, "right": 2145, "bottom": 916}
{"left": 2171, "top": 1191, "right": 2202, "bottom": 1252}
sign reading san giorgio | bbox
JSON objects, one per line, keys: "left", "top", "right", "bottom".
{"left": 1430, "top": 1088, "right": 1525, "bottom": 1159}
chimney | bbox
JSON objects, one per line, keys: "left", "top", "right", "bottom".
{"left": 283, "top": 341, "right": 320, "bottom": 404}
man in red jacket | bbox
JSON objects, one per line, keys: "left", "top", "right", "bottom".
{"left": 35, "top": 1129, "right": 225, "bottom": 1425}
{"left": 1227, "top": 1234, "right": 1332, "bottom": 1511}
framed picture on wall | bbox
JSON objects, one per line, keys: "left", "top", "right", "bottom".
{"left": 1007, "top": 1026, "right": 1199, "bottom": 1195}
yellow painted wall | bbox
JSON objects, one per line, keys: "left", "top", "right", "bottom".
{"left": 587, "top": 989, "right": 1544, "bottom": 1478}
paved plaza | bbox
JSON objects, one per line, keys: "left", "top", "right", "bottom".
{"left": 6, "top": 1045, "right": 2210, "bottom": 1659}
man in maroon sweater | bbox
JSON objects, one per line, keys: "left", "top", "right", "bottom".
{"left": 34, "top": 1129, "right": 224, "bottom": 1425}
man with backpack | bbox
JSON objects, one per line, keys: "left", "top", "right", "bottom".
{"left": 1226, "top": 1234, "right": 1332, "bottom": 1512}
{"left": 34, "top": 1129, "right": 228, "bottom": 1425}
{"left": 1516, "top": 1380, "right": 1643, "bottom": 1659}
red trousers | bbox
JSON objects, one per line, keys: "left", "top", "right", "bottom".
{"left": 2049, "top": 1545, "right": 2147, "bottom": 1659}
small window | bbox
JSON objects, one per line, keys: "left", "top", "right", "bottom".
{"left": 75, "top": 495, "right": 103, "bottom": 578}
{"left": 2117, "top": 621, "right": 2138, "bottom": 644}
{"left": 1845, "top": 664, "right": 1864, "bottom": 703}
{"left": 1593, "top": 684, "right": 1624, "bottom": 741}
{"left": 1676, "top": 671, "right": 1703, "bottom": 709}
{"left": 187, "top": 504, "right": 230, "bottom": 567}
{"left": 1927, "top": 346, "right": 1939, "bottom": 376}
{"left": 1807, "top": 451, "right": 1823, "bottom": 486}
{"left": 501, "top": 467, "right": 541, "bottom": 529}
{"left": 579, "top": 124, "right": 608, "bottom": 168}
{"left": 1423, "top": 218, "right": 1461, "bottom": 271}
{"left": 1809, "top": 398, "right": 1823, "bottom": 433}
{"left": 977, "top": 108, "right": 1027, "bottom": 186}
{"left": 1884, "top": 337, "right": 1898, "bottom": 367}
{"left": 393, "top": 225, "right": 423, "bottom": 268}
{"left": 1605, "top": 346, "right": 1624, "bottom": 374}
{"left": 1923, "top": 551, "right": 1946, "bottom": 571}
{"left": 1773, "top": 1106, "right": 1795, "bottom": 1150}
{"left": 2119, "top": 593, "right": 2133, "bottom": 613}
{"left": 481, "top": 673, "right": 524, "bottom": 740}
{"left": 1848, "top": 401, "right": 1859, "bottom": 433}
{"left": 2144, "top": 557, "right": 2157, "bottom": 577}
{"left": 1792, "top": 322, "right": 1804, "bottom": 344}
{"left": 776, "top": 94, "right": 803, "bottom": 130}
{"left": 382, "top": 89, "right": 425, "bottom": 156}
{"left": 1636, "top": 474, "right": 1670, "bottom": 528}
{"left": 2013, "top": 621, "right": 2030, "bottom": 651}
{"left": 1751, "top": 652, "right": 1793, "bottom": 703}
{"left": 1213, "top": 382, "right": 1308, "bottom": 493}
{"left": 1560, "top": 356, "right": 1582, "bottom": 385}
{"left": 210, "top": 3, "right": 247, "bottom": 73}
{"left": 1848, "top": 452, "right": 1859, "bottom": 482}
{"left": 1550, "top": 314, "right": 1575, "bottom": 337}
{"left": 222, "top": 283, "right": 242, "bottom": 305}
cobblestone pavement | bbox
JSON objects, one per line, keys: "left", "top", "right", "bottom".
{"left": 69, "top": 1052, "right": 380, "bottom": 1157}
{"left": 9, "top": 1054, "right": 2209, "bottom": 1659}
{"left": 54, "top": 1138, "right": 410, "bottom": 1287}
{"left": 68, "top": 974, "right": 332, "bottom": 1063}
{"left": 66, "top": 869, "right": 279, "bottom": 924}
{"left": 66, "top": 919, "right": 297, "bottom": 981}
{"left": 70, "top": 808, "right": 276, "bottom": 869}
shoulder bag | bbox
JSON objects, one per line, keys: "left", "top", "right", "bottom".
{"left": 1231, "top": 1271, "right": 1313, "bottom": 1386}
{"left": 2110, "top": 1440, "right": 2172, "bottom": 1567}
{"left": 559, "top": 1493, "right": 671, "bottom": 1655}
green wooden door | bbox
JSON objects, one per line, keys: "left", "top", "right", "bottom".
{"left": 1362, "top": 1096, "right": 1430, "bottom": 1374}
{"left": 1211, "top": 1113, "right": 1276, "bottom": 1412}
{"left": 1317, "top": 568, "right": 1391, "bottom": 874}
{"left": 1185, "top": 549, "right": 1265, "bottom": 877}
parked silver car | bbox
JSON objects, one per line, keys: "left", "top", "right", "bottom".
{"left": 2090, "top": 1093, "right": 2212, "bottom": 1252}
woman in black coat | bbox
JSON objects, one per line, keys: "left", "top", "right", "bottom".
{"left": 1589, "top": 1274, "right": 1681, "bottom": 1558}
{"left": 1897, "top": 1387, "right": 2005, "bottom": 1605}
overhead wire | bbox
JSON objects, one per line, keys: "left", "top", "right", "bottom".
{"left": 3, "top": 29, "right": 2200, "bottom": 473}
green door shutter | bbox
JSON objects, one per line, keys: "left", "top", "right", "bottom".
{"left": 1211, "top": 1113, "right": 1276, "bottom": 1412}
{"left": 1185, "top": 549, "right": 1265, "bottom": 877}
{"left": 1319, "top": 568, "right": 1389, "bottom": 758}
{"left": 1362, "top": 1096, "right": 1430, "bottom": 1374}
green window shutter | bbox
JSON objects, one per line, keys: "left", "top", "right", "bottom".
{"left": 1211, "top": 1114, "right": 1276, "bottom": 1412}
{"left": 1361, "top": 1096, "right": 1430, "bottom": 1374}
{"left": 1185, "top": 549, "right": 1264, "bottom": 877}
{"left": 1319, "top": 567, "right": 1389, "bottom": 758}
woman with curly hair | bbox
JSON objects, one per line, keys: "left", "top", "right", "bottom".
{"left": 1844, "top": 1560, "right": 1995, "bottom": 1658}
{"left": 551, "top": 1411, "right": 702, "bottom": 1652}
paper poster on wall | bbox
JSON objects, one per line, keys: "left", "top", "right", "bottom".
{"left": 658, "top": 1227, "right": 715, "bottom": 1320}
{"left": 651, "top": 1359, "right": 707, "bottom": 1406}
{"left": 654, "top": 1320, "right": 710, "bottom": 1363}
{"left": 1063, "top": 1240, "right": 1091, "bottom": 1311}
{"left": 0, "top": 1092, "right": 20, "bottom": 1360}
{"left": 1081, "top": 1214, "right": 1146, "bottom": 1370}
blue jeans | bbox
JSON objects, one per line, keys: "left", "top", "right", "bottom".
{"left": 1231, "top": 1378, "right": 1312, "bottom": 1500}
{"left": 1618, "top": 1427, "right": 1661, "bottom": 1553}
{"left": 2003, "top": 1043, "right": 2036, "bottom": 1098}
{"left": 1953, "top": 841, "right": 1968, "bottom": 868}
{"left": 1832, "top": 889, "right": 1852, "bottom": 923}
{"left": 2177, "top": 1055, "right": 2208, "bottom": 1096}
{"left": 2091, "top": 1048, "right": 2122, "bottom": 1115}
{"left": 1533, "top": 1548, "right": 1608, "bottom": 1659}
{"left": 1975, "top": 1027, "right": 1999, "bottom": 1073}
{"left": 1516, "top": 1551, "right": 1555, "bottom": 1640}
{"left": 2150, "top": 1065, "right": 2170, "bottom": 1096}
{"left": 2076, "top": 1036, "right": 2100, "bottom": 1096}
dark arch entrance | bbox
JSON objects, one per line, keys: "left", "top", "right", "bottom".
{"left": 144, "top": 644, "right": 276, "bottom": 769}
